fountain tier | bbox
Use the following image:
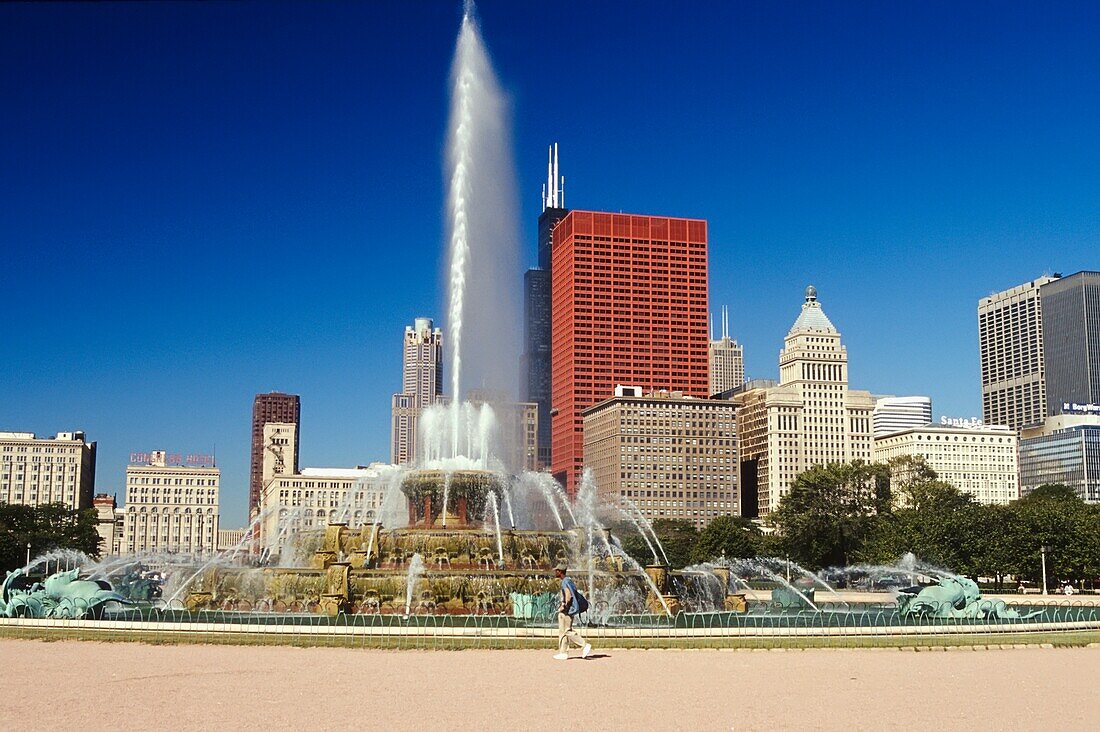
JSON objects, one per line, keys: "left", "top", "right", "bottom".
{"left": 401, "top": 468, "right": 503, "bottom": 528}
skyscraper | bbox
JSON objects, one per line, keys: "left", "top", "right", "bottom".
{"left": 551, "top": 210, "right": 710, "bottom": 495}
{"left": 1040, "top": 271, "right": 1100, "bottom": 414}
{"left": 978, "top": 276, "right": 1059, "bottom": 431}
{"left": 391, "top": 317, "right": 444, "bottom": 465}
{"left": 735, "top": 287, "right": 875, "bottom": 517}
{"left": 708, "top": 306, "right": 744, "bottom": 396}
{"left": 250, "top": 392, "right": 300, "bottom": 517}
{"left": 522, "top": 144, "right": 567, "bottom": 469}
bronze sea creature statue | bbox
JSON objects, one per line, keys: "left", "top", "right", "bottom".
{"left": 1, "top": 568, "right": 130, "bottom": 619}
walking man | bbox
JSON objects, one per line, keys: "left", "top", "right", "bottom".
{"left": 553, "top": 563, "right": 592, "bottom": 660}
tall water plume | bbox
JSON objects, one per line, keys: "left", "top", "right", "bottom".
{"left": 442, "top": 1, "right": 521, "bottom": 457}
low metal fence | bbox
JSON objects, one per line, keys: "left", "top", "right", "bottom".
{"left": 2, "top": 598, "right": 1100, "bottom": 650}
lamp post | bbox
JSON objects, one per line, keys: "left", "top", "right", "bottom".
{"left": 25, "top": 542, "right": 31, "bottom": 570}
{"left": 1041, "top": 545, "right": 1052, "bottom": 596}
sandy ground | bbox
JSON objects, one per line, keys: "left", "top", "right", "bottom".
{"left": 2, "top": 640, "right": 1098, "bottom": 731}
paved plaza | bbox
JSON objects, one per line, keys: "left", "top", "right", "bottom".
{"left": 1, "top": 639, "right": 1098, "bottom": 730}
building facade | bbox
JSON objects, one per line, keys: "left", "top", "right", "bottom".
{"left": 978, "top": 276, "right": 1059, "bottom": 431}
{"left": 551, "top": 211, "right": 709, "bottom": 494}
{"left": 1020, "top": 414, "right": 1100, "bottom": 503}
{"left": 735, "top": 287, "right": 875, "bottom": 517}
{"left": 259, "top": 465, "right": 393, "bottom": 560}
{"left": 123, "top": 451, "right": 220, "bottom": 556}
{"left": 872, "top": 396, "right": 933, "bottom": 436}
{"left": 391, "top": 317, "right": 444, "bottom": 465}
{"left": 583, "top": 388, "right": 737, "bottom": 529}
{"left": 522, "top": 144, "right": 569, "bottom": 471}
{"left": 250, "top": 392, "right": 300, "bottom": 517}
{"left": 0, "top": 431, "right": 97, "bottom": 511}
{"left": 873, "top": 425, "right": 1019, "bottom": 505}
{"left": 261, "top": 422, "right": 297, "bottom": 489}
{"left": 708, "top": 306, "right": 745, "bottom": 396}
{"left": 218, "top": 527, "right": 248, "bottom": 552}
{"left": 93, "top": 493, "right": 125, "bottom": 556}
{"left": 1040, "top": 272, "right": 1100, "bottom": 416}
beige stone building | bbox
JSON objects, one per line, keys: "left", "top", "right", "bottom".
{"left": 0, "top": 431, "right": 97, "bottom": 510}
{"left": 259, "top": 464, "right": 393, "bottom": 560}
{"left": 735, "top": 287, "right": 875, "bottom": 518}
{"left": 261, "top": 422, "right": 297, "bottom": 486}
{"left": 873, "top": 423, "right": 1019, "bottom": 505}
{"left": 978, "top": 276, "right": 1059, "bottom": 431}
{"left": 93, "top": 493, "right": 125, "bottom": 556}
{"left": 218, "top": 527, "right": 248, "bottom": 552}
{"left": 583, "top": 386, "right": 737, "bottom": 529}
{"left": 123, "top": 451, "right": 220, "bottom": 556}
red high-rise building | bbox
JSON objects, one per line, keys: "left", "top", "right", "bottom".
{"left": 551, "top": 211, "right": 709, "bottom": 495}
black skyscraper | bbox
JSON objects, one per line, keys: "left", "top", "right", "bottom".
{"left": 522, "top": 144, "right": 567, "bottom": 468}
{"left": 1042, "top": 271, "right": 1100, "bottom": 414}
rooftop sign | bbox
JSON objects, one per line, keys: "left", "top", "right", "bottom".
{"left": 940, "top": 416, "right": 985, "bottom": 429}
{"left": 1062, "top": 402, "right": 1100, "bottom": 415}
{"left": 129, "top": 452, "right": 215, "bottom": 468}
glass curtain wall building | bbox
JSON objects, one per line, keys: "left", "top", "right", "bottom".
{"left": 1019, "top": 420, "right": 1100, "bottom": 503}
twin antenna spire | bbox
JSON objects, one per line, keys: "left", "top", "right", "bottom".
{"left": 711, "top": 306, "right": 731, "bottom": 340}
{"left": 541, "top": 143, "right": 565, "bottom": 211}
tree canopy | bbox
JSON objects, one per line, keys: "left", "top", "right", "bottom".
{"left": 0, "top": 503, "right": 102, "bottom": 573}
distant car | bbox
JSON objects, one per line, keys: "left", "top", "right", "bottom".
{"left": 873, "top": 575, "right": 912, "bottom": 590}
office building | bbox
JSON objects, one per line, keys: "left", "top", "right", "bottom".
{"left": 873, "top": 424, "right": 1019, "bottom": 505}
{"left": 1040, "top": 272, "right": 1100, "bottom": 415}
{"left": 872, "top": 396, "right": 933, "bottom": 436}
{"left": 735, "top": 287, "right": 875, "bottom": 517}
{"left": 551, "top": 211, "right": 709, "bottom": 494}
{"left": 0, "top": 431, "right": 97, "bottom": 510}
{"left": 522, "top": 144, "right": 568, "bottom": 469}
{"left": 123, "top": 451, "right": 220, "bottom": 555}
{"left": 391, "top": 317, "right": 444, "bottom": 465}
{"left": 978, "top": 276, "right": 1059, "bottom": 431}
{"left": 1020, "top": 413, "right": 1100, "bottom": 503}
{"left": 584, "top": 387, "right": 737, "bottom": 529}
{"left": 259, "top": 465, "right": 392, "bottom": 560}
{"left": 250, "top": 392, "right": 300, "bottom": 517}
{"left": 708, "top": 306, "right": 745, "bottom": 396}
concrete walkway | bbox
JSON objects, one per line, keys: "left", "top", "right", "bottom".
{"left": 2, "top": 639, "right": 1098, "bottom": 730}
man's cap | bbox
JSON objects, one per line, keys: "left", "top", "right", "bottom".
{"left": 554, "top": 563, "right": 568, "bottom": 573}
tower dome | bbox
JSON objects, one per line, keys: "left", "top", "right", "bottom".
{"left": 789, "top": 285, "right": 836, "bottom": 334}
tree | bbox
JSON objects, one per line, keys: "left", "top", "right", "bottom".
{"left": 770, "top": 461, "right": 884, "bottom": 570}
{"left": 1011, "top": 484, "right": 1098, "bottom": 587}
{"left": 690, "top": 515, "right": 760, "bottom": 564}
{"left": 608, "top": 521, "right": 656, "bottom": 567}
{"left": 649, "top": 519, "right": 699, "bottom": 569}
{"left": 0, "top": 503, "right": 101, "bottom": 574}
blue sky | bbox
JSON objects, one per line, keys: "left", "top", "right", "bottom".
{"left": 2, "top": 1, "right": 1098, "bottom": 526}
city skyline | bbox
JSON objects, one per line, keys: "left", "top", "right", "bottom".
{"left": 4, "top": 1, "right": 1100, "bottom": 525}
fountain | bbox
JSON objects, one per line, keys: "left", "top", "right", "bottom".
{"left": 5, "top": 3, "right": 1098, "bottom": 643}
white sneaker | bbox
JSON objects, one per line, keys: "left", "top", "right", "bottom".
{"left": 553, "top": 652, "right": 569, "bottom": 660}
{"left": 582, "top": 643, "right": 592, "bottom": 658}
